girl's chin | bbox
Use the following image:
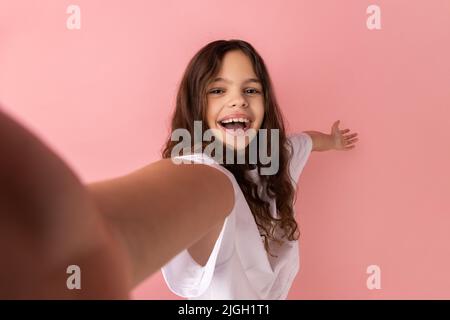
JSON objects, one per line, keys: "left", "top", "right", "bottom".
{"left": 221, "top": 137, "right": 250, "bottom": 151}
{"left": 226, "top": 143, "right": 248, "bottom": 150}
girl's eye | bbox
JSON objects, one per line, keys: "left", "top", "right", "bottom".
{"left": 208, "top": 88, "right": 262, "bottom": 95}
{"left": 245, "top": 88, "right": 261, "bottom": 94}
{"left": 208, "top": 89, "right": 224, "bottom": 94}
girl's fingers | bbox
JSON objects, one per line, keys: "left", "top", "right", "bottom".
{"left": 344, "top": 133, "right": 358, "bottom": 139}
{"left": 346, "top": 138, "right": 359, "bottom": 144}
{"left": 336, "top": 127, "right": 359, "bottom": 150}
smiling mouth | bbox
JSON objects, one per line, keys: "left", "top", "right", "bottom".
{"left": 217, "top": 118, "right": 252, "bottom": 135}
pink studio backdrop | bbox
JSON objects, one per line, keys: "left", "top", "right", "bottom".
{"left": 1, "top": 0, "right": 449, "bottom": 299}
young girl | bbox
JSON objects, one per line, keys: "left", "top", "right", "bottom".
{"left": 0, "top": 39, "right": 358, "bottom": 299}
{"left": 159, "top": 39, "right": 359, "bottom": 299}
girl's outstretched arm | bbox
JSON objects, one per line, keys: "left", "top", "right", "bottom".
{"left": 87, "top": 158, "right": 235, "bottom": 288}
{"left": 0, "top": 106, "right": 234, "bottom": 298}
{"left": 0, "top": 107, "right": 130, "bottom": 298}
{"left": 303, "top": 120, "right": 359, "bottom": 152}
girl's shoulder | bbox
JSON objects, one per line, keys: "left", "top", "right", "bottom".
{"left": 286, "top": 132, "right": 313, "bottom": 184}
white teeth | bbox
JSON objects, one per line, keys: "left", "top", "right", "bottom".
{"left": 220, "top": 118, "right": 250, "bottom": 124}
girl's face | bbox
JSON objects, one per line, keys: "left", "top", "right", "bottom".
{"left": 206, "top": 50, "right": 265, "bottom": 150}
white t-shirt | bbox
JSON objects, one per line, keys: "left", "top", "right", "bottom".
{"left": 161, "top": 132, "right": 313, "bottom": 299}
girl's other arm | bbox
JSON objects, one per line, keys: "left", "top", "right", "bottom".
{"left": 303, "top": 120, "right": 359, "bottom": 152}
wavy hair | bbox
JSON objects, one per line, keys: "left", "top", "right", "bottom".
{"left": 161, "top": 39, "right": 299, "bottom": 257}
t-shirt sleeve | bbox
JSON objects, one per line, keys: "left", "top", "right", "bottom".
{"left": 287, "top": 132, "right": 313, "bottom": 186}
{"left": 160, "top": 154, "right": 239, "bottom": 298}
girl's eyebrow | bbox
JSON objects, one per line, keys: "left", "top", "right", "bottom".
{"left": 212, "top": 77, "right": 261, "bottom": 84}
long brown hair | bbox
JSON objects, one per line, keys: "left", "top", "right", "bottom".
{"left": 161, "top": 39, "right": 299, "bottom": 257}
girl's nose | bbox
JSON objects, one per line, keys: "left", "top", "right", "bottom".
{"left": 228, "top": 97, "right": 248, "bottom": 108}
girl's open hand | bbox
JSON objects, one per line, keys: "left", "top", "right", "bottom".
{"left": 331, "top": 120, "right": 358, "bottom": 151}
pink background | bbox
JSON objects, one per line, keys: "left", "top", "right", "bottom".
{"left": 1, "top": 0, "right": 449, "bottom": 299}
